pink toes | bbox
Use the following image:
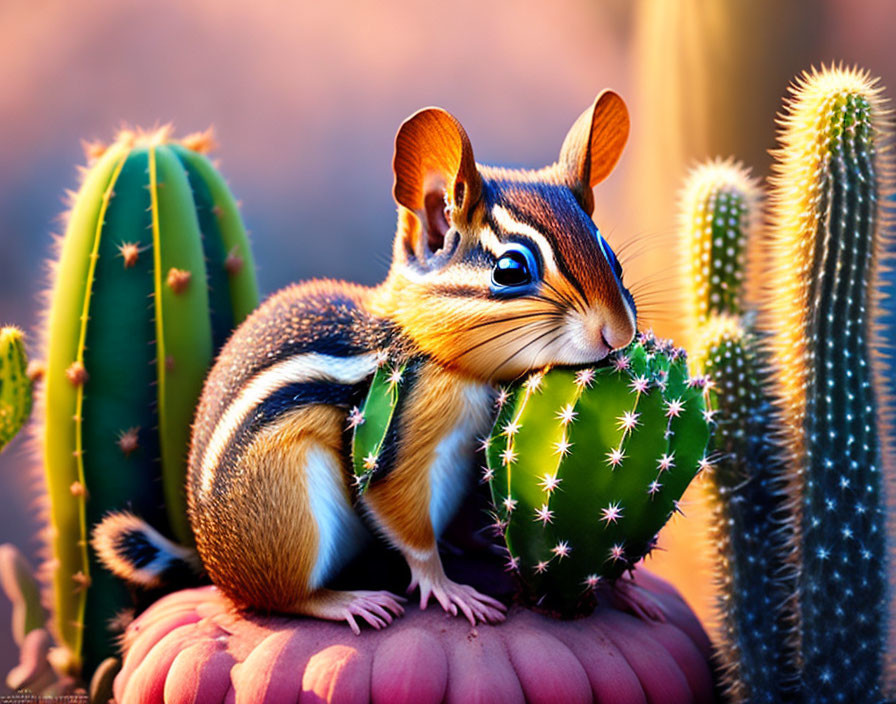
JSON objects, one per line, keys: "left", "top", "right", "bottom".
{"left": 342, "top": 591, "right": 406, "bottom": 635}
{"left": 414, "top": 577, "right": 507, "bottom": 626}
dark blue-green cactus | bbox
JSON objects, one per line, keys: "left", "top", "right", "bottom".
{"left": 755, "top": 66, "right": 894, "bottom": 702}
{"left": 693, "top": 315, "right": 799, "bottom": 703}
{"left": 483, "top": 332, "right": 713, "bottom": 615}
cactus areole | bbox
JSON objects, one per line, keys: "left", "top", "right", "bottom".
{"left": 481, "top": 332, "right": 712, "bottom": 615}
{"left": 41, "top": 127, "right": 259, "bottom": 676}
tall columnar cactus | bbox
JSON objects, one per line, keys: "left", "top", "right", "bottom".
{"left": 484, "top": 333, "right": 712, "bottom": 614}
{"left": 754, "top": 66, "right": 893, "bottom": 702}
{"left": 0, "top": 327, "right": 33, "bottom": 453}
{"left": 41, "top": 127, "right": 259, "bottom": 677}
{"left": 681, "top": 159, "right": 800, "bottom": 702}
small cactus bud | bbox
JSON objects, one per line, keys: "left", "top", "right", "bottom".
{"left": 71, "top": 572, "right": 91, "bottom": 593}
{"left": 224, "top": 249, "right": 244, "bottom": 275}
{"left": 65, "top": 361, "right": 88, "bottom": 386}
{"left": 179, "top": 127, "right": 217, "bottom": 154}
{"left": 81, "top": 140, "right": 107, "bottom": 162}
{"left": 26, "top": 361, "right": 45, "bottom": 383}
{"left": 117, "top": 242, "right": 141, "bottom": 269}
{"left": 116, "top": 428, "right": 140, "bottom": 457}
{"left": 166, "top": 267, "right": 191, "bottom": 294}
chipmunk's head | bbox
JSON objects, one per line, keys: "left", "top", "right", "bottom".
{"left": 382, "top": 91, "right": 636, "bottom": 381}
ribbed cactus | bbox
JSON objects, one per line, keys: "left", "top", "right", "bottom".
{"left": 40, "top": 127, "right": 259, "bottom": 677}
{"left": 754, "top": 66, "right": 893, "bottom": 702}
{"left": 0, "top": 327, "right": 33, "bottom": 453}
{"left": 483, "top": 332, "right": 712, "bottom": 614}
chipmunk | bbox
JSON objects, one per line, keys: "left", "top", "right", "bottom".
{"left": 94, "top": 90, "right": 637, "bottom": 634}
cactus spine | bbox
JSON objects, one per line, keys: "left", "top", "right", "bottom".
{"left": 755, "top": 66, "right": 892, "bottom": 702}
{"left": 41, "top": 127, "right": 259, "bottom": 676}
{"left": 0, "top": 327, "right": 32, "bottom": 453}
{"left": 484, "top": 334, "right": 713, "bottom": 615}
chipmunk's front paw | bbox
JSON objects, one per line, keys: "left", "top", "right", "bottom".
{"left": 409, "top": 572, "right": 506, "bottom": 626}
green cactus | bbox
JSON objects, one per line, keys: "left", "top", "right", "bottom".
{"left": 484, "top": 332, "right": 712, "bottom": 615}
{"left": 680, "top": 158, "right": 759, "bottom": 328}
{"left": 40, "top": 127, "right": 259, "bottom": 677}
{"left": 350, "top": 356, "right": 407, "bottom": 494}
{"left": 753, "top": 66, "right": 892, "bottom": 702}
{"left": 0, "top": 327, "right": 32, "bottom": 453}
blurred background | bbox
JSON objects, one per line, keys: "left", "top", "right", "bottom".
{"left": 0, "top": 0, "right": 893, "bottom": 682}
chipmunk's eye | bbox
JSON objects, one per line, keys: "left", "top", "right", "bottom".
{"left": 491, "top": 244, "right": 537, "bottom": 293}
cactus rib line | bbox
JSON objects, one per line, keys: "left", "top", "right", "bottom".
{"left": 69, "top": 149, "right": 129, "bottom": 663}
{"left": 148, "top": 146, "right": 171, "bottom": 497}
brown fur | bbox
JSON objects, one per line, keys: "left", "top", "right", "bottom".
{"left": 362, "top": 362, "right": 468, "bottom": 552}
{"left": 196, "top": 405, "right": 344, "bottom": 611}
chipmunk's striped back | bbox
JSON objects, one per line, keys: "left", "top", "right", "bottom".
{"left": 187, "top": 278, "right": 400, "bottom": 510}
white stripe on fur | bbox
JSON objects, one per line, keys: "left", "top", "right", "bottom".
{"left": 490, "top": 205, "right": 559, "bottom": 274}
{"left": 428, "top": 382, "right": 494, "bottom": 536}
{"left": 305, "top": 445, "right": 368, "bottom": 588}
{"left": 198, "top": 352, "right": 379, "bottom": 499}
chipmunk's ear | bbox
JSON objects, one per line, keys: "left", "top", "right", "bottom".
{"left": 393, "top": 107, "right": 482, "bottom": 263}
{"left": 559, "top": 90, "right": 630, "bottom": 214}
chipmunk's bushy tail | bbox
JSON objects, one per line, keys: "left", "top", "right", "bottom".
{"left": 92, "top": 512, "right": 202, "bottom": 589}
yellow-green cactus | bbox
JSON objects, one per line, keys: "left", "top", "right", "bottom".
{"left": 0, "top": 327, "right": 32, "bottom": 453}
{"left": 679, "top": 159, "right": 760, "bottom": 340}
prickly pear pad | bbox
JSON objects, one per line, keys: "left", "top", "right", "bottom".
{"left": 485, "top": 331, "right": 713, "bottom": 614}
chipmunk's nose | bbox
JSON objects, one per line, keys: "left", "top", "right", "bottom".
{"left": 581, "top": 312, "right": 634, "bottom": 352}
{"left": 582, "top": 311, "right": 635, "bottom": 352}
{"left": 601, "top": 320, "right": 635, "bottom": 350}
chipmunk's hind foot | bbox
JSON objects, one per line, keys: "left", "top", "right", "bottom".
{"left": 293, "top": 589, "right": 406, "bottom": 635}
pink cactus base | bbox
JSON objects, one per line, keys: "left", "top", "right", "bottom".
{"left": 113, "top": 570, "right": 715, "bottom": 704}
